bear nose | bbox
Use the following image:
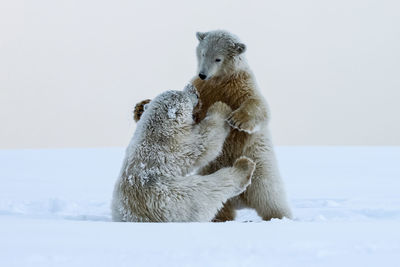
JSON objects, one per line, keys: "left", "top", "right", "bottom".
{"left": 199, "top": 73, "right": 207, "bottom": 80}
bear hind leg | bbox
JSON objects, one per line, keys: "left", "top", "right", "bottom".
{"left": 212, "top": 200, "right": 236, "bottom": 222}
{"left": 243, "top": 161, "right": 292, "bottom": 221}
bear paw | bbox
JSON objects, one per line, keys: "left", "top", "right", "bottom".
{"left": 227, "top": 110, "right": 258, "bottom": 133}
{"left": 233, "top": 156, "right": 256, "bottom": 188}
{"left": 133, "top": 99, "right": 152, "bottom": 122}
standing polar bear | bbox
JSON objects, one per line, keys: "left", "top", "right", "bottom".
{"left": 134, "top": 30, "right": 292, "bottom": 221}
{"left": 192, "top": 30, "right": 292, "bottom": 221}
{"left": 112, "top": 85, "right": 256, "bottom": 222}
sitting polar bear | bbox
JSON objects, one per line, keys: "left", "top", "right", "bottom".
{"left": 111, "top": 85, "right": 256, "bottom": 222}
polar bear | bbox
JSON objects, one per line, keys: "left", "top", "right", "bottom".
{"left": 134, "top": 31, "right": 292, "bottom": 221}
{"left": 112, "top": 85, "right": 256, "bottom": 222}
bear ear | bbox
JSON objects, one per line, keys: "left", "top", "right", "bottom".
{"left": 143, "top": 103, "right": 149, "bottom": 111}
{"left": 235, "top": 42, "right": 246, "bottom": 54}
{"left": 196, "top": 32, "right": 207, "bottom": 41}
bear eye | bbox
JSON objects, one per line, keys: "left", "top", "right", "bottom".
{"left": 215, "top": 58, "right": 221, "bottom": 62}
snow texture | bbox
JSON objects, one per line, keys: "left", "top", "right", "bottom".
{"left": 0, "top": 147, "right": 399, "bottom": 266}
{"left": 168, "top": 107, "right": 177, "bottom": 119}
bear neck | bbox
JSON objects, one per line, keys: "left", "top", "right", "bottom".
{"left": 212, "top": 55, "right": 252, "bottom": 84}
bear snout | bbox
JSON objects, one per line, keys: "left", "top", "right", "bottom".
{"left": 199, "top": 73, "right": 207, "bottom": 80}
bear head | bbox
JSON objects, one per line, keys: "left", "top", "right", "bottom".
{"left": 138, "top": 84, "right": 199, "bottom": 139}
{"left": 196, "top": 30, "right": 246, "bottom": 80}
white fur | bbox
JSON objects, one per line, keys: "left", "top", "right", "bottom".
{"left": 112, "top": 86, "right": 256, "bottom": 222}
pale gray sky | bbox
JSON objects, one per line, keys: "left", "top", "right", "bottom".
{"left": 1, "top": 0, "right": 399, "bottom": 148}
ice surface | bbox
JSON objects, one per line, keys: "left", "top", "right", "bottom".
{"left": 0, "top": 147, "right": 399, "bottom": 266}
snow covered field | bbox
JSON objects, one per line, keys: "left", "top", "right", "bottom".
{"left": 1, "top": 147, "right": 399, "bottom": 266}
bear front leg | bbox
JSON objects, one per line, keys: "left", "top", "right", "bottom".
{"left": 227, "top": 98, "right": 269, "bottom": 133}
{"left": 190, "top": 102, "right": 232, "bottom": 169}
{"left": 133, "top": 99, "right": 152, "bottom": 122}
{"left": 185, "top": 157, "right": 256, "bottom": 221}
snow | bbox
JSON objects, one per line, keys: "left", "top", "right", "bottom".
{"left": 1, "top": 147, "right": 399, "bottom": 266}
{"left": 168, "top": 107, "right": 177, "bottom": 119}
